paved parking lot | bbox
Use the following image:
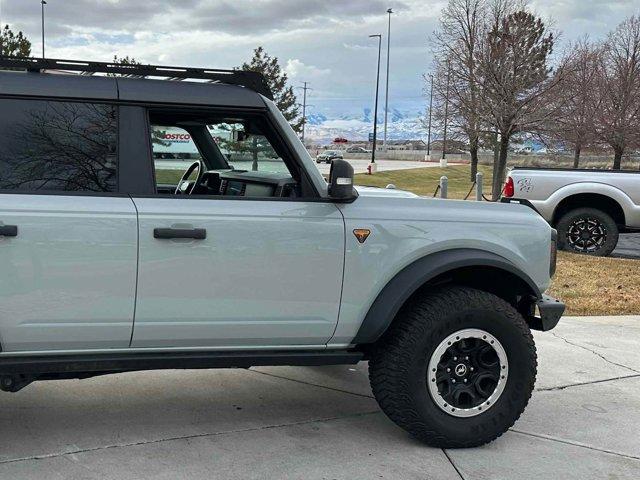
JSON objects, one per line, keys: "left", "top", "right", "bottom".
{"left": 314, "top": 159, "right": 453, "bottom": 175}
{"left": 0, "top": 315, "right": 638, "bottom": 479}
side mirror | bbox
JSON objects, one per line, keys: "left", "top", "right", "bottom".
{"left": 328, "top": 159, "right": 356, "bottom": 201}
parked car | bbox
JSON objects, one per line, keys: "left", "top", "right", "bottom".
{"left": 346, "top": 146, "right": 371, "bottom": 154}
{"left": 0, "top": 57, "right": 564, "bottom": 449}
{"left": 503, "top": 167, "right": 640, "bottom": 256}
{"left": 316, "top": 150, "right": 343, "bottom": 163}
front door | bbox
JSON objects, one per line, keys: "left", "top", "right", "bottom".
{"left": 0, "top": 98, "right": 137, "bottom": 352}
{"left": 130, "top": 198, "right": 344, "bottom": 348}
{"left": 129, "top": 113, "right": 345, "bottom": 348}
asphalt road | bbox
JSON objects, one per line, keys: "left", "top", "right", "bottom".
{"left": 0, "top": 315, "right": 638, "bottom": 479}
{"left": 155, "top": 158, "right": 450, "bottom": 175}
{"left": 614, "top": 233, "right": 640, "bottom": 259}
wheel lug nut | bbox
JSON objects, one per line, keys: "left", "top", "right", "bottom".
{"left": 447, "top": 368, "right": 451, "bottom": 373}
{"left": 463, "top": 379, "right": 467, "bottom": 383}
{"left": 452, "top": 379, "right": 456, "bottom": 383}
{"left": 454, "top": 357, "right": 458, "bottom": 361}
{"left": 470, "top": 367, "right": 474, "bottom": 371}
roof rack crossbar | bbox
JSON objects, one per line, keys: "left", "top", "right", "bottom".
{"left": 0, "top": 56, "right": 274, "bottom": 100}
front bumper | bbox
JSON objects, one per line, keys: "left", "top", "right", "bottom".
{"left": 527, "top": 295, "right": 565, "bottom": 331}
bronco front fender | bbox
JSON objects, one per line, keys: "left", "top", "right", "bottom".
{"left": 352, "top": 248, "right": 545, "bottom": 345}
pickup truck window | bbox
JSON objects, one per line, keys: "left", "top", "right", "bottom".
{"left": 0, "top": 99, "right": 117, "bottom": 192}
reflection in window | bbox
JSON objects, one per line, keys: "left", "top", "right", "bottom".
{"left": 0, "top": 99, "right": 117, "bottom": 192}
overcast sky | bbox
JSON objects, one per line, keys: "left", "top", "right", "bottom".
{"left": 1, "top": 0, "right": 639, "bottom": 117}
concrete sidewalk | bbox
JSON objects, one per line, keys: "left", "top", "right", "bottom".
{"left": 0, "top": 316, "right": 638, "bottom": 479}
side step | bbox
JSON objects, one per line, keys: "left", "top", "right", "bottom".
{"left": 0, "top": 350, "right": 364, "bottom": 376}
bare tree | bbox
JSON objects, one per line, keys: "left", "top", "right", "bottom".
{"left": 594, "top": 16, "right": 640, "bottom": 170}
{"left": 476, "top": 10, "right": 561, "bottom": 199}
{"left": 431, "top": 0, "right": 485, "bottom": 181}
{"left": 546, "top": 38, "right": 601, "bottom": 168}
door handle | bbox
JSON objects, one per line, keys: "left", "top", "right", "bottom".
{"left": 0, "top": 225, "right": 17, "bottom": 237}
{"left": 154, "top": 228, "right": 206, "bottom": 240}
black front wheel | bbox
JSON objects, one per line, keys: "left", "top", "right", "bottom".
{"left": 369, "top": 287, "right": 537, "bottom": 448}
{"left": 557, "top": 207, "right": 618, "bottom": 256}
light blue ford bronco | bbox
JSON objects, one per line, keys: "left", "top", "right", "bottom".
{"left": 0, "top": 57, "right": 564, "bottom": 448}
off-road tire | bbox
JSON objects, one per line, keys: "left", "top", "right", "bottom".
{"left": 556, "top": 207, "right": 618, "bottom": 257}
{"left": 368, "top": 286, "right": 537, "bottom": 448}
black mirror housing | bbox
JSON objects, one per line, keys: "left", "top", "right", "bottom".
{"left": 328, "top": 159, "right": 357, "bottom": 201}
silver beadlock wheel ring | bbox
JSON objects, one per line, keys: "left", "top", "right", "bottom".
{"left": 427, "top": 329, "right": 509, "bottom": 418}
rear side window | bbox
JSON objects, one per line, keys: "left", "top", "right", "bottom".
{"left": 0, "top": 98, "right": 117, "bottom": 192}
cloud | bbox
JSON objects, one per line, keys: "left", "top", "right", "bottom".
{"left": 1, "top": 0, "right": 637, "bottom": 122}
{"left": 285, "top": 59, "right": 331, "bottom": 79}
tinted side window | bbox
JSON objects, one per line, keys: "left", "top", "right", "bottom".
{"left": 0, "top": 99, "right": 117, "bottom": 192}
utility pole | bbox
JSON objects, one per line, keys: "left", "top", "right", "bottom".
{"left": 369, "top": 34, "right": 382, "bottom": 165}
{"left": 41, "top": 0, "right": 47, "bottom": 58}
{"left": 427, "top": 73, "right": 434, "bottom": 157}
{"left": 442, "top": 62, "right": 451, "bottom": 161}
{"left": 383, "top": 8, "right": 393, "bottom": 152}
{"left": 299, "top": 82, "right": 311, "bottom": 143}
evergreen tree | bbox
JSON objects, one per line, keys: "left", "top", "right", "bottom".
{"left": 476, "top": 10, "right": 559, "bottom": 198}
{"left": 0, "top": 25, "right": 32, "bottom": 57}
{"left": 112, "top": 54, "right": 140, "bottom": 66}
{"left": 241, "top": 47, "right": 302, "bottom": 132}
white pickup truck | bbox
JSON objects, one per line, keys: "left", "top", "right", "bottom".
{"left": 503, "top": 167, "right": 640, "bottom": 256}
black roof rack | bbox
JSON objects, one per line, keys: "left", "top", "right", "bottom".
{"left": 0, "top": 56, "right": 274, "bottom": 100}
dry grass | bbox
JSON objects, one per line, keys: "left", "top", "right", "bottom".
{"left": 355, "top": 165, "right": 494, "bottom": 199}
{"left": 548, "top": 252, "right": 640, "bottom": 316}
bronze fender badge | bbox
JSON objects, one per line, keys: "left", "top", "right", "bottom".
{"left": 353, "top": 229, "right": 371, "bottom": 244}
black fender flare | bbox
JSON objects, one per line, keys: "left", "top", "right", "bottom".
{"left": 352, "top": 248, "right": 541, "bottom": 344}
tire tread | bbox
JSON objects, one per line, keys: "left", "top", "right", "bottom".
{"left": 368, "top": 286, "right": 537, "bottom": 448}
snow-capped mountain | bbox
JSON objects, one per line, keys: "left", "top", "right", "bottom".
{"left": 304, "top": 107, "right": 426, "bottom": 144}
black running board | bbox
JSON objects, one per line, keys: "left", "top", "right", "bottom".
{"left": 0, "top": 350, "right": 364, "bottom": 376}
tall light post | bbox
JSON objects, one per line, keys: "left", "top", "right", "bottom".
{"left": 41, "top": 0, "right": 47, "bottom": 58}
{"left": 383, "top": 8, "right": 393, "bottom": 152}
{"left": 442, "top": 61, "right": 451, "bottom": 160}
{"left": 298, "top": 82, "right": 311, "bottom": 143}
{"left": 369, "top": 34, "right": 382, "bottom": 165}
{"left": 427, "top": 73, "right": 434, "bottom": 157}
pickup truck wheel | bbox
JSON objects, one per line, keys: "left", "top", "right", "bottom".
{"left": 557, "top": 208, "right": 618, "bottom": 256}
{"left": 368, "top": 286, "right": 537, "bottom": 448}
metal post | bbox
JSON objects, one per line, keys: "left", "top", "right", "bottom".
{"left": 383, "top": 8, "right": 393, "bottom": 152}
{"left": 442, "top": 61, "right": 451, "bottom": 161}
{"left": 300, "top": 82, "right": 309, "bottom": 143}
{"left": 440, "top": 176, "right": 448, "bottom": 199}
{"left": 41, "top": 1, "right": 47, "bottom": 59}
{"left": 427, "top": 73, "right": 434, "bottom": 157}
{"left": 370, "top": 34, "right": 382, "bottom": 164}
{"left": 476, "top": 172, "right": 483, "bottom": 201}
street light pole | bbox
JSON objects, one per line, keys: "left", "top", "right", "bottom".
{"left": 41, "top": 0, "right": 47, "bottom": 58}
{"left": 300, "top": 81, "right": 310, "bottom": 143}
{"left": 427, "top": 73, "right": 434, "bottom": 157}
{"left": 442, "top": 61, "right": 451, "bottom": 161}
{"left": 383, "top": 8, "right": 393, "bottom": 152}
{"left": 369, "top": 34, "right": 382, "bottom": 165}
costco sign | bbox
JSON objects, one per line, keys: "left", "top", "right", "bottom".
{"left": 162, "top": 132, "right": 192, "bottom": 143}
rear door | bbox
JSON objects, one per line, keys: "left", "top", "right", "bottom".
{"left": 0, "top": 98, "right": 138, "bottom": 352}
